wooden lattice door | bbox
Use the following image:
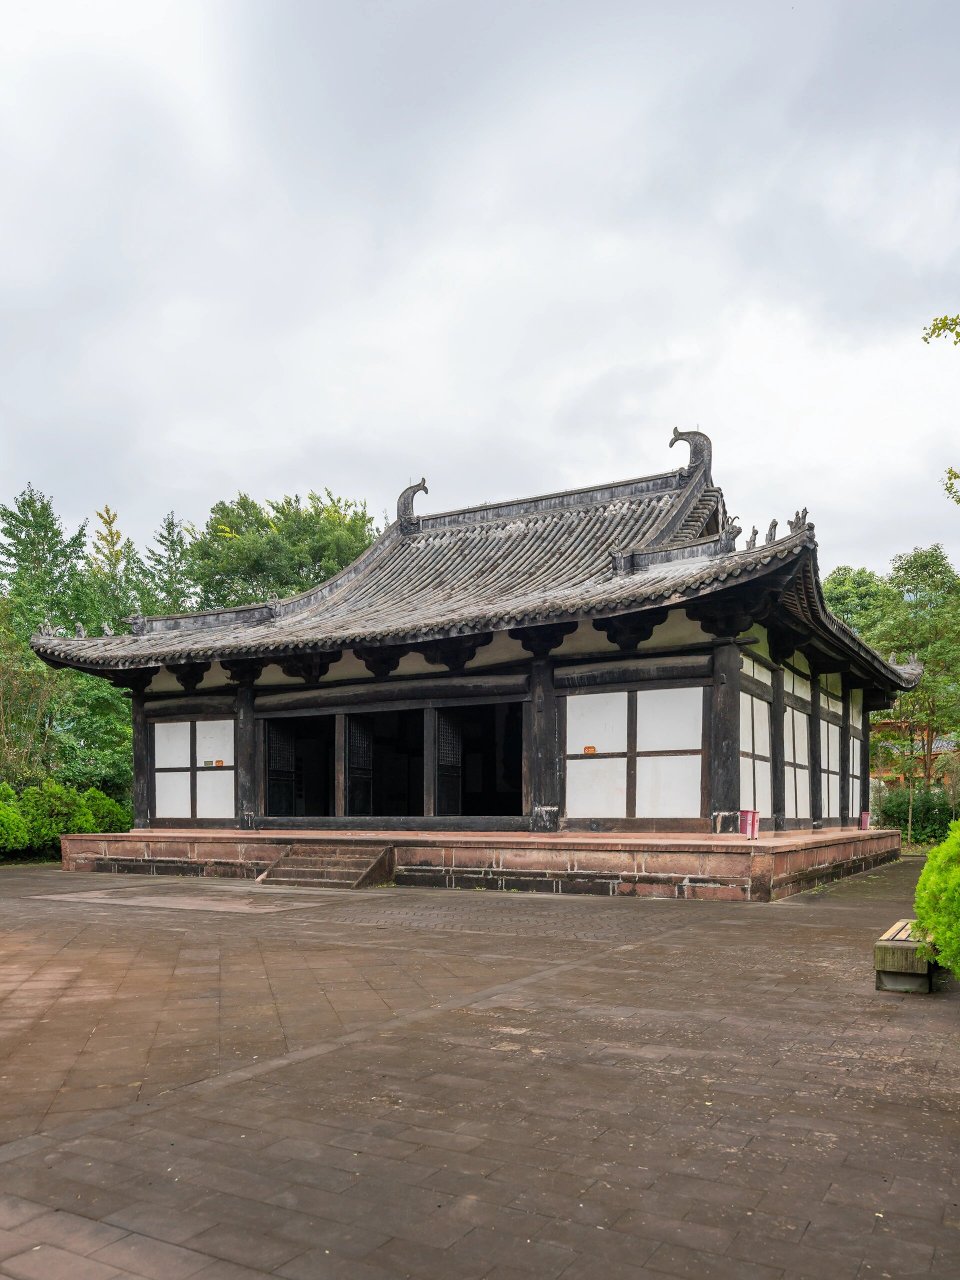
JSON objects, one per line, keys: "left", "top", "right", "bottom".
{"left": 436, "top": 710, "right": 463, "bottom": 816}
{"left": 266, "top": 721, "right": 296, "bottom": 816}
{"left": 346, "top": 715, "right": 374, "bottom": 815}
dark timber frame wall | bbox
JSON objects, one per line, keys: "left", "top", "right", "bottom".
{"left": 135, "top": 629, "right": 885, "bottom": 834}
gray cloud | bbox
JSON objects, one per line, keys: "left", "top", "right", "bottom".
{"left": 1, "top": 0, "right": 957, "bottom": 577}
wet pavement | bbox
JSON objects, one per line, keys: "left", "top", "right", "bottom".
{"left": 0, "top": 859, "right": 955, "bottom": 1278}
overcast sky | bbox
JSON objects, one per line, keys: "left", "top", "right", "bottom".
{"left": 2, "top": 0, "right": 958, "bottom": 575}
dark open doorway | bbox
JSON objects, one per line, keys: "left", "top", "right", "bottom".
{"left": 265, "top": 716, "right": 336, "bottom": 816}
{"left": 347, "top": 709, "right": 424, "bottom": 817}
{"left": 436, "top": 703, "right": 523, "bottom": 817}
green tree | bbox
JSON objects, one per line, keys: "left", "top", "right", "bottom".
{"left": 822, "top": 565, "right": 897, "bottom": 634}
{"left": 83, "top": 505, "right": 149, "bottom": 632}
{"left": 871, "top": 546, "right": 960, "bottom": 789}
{"left": 0, "top": 484, "right": 87, "bottom": 633}
{"left": 0, "top": 599, "right": 63, "bottom": 788}
{"left": 144, "top": 511, "right": 193, "bottom": 614}
{"left": 187, "top": 490, "right": 376, "bottom": 609}
{"left": 922, "top": 316, "right": 959, "bottom": 504}
{"left": 922, "top": 315, "right": 960, "bottom": 345}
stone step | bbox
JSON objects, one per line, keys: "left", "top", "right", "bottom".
{"left": 273, "top": 855, "right": 373, "bottom": 868}
{"left": 259, "top": 843, "right": 392, "bottom": 890}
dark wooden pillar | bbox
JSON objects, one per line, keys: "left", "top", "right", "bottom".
{"left": 235, "top": 682, "right": 257, "bottom": 829}
{"left": 809, "top": 676, "right": 823, "bottom": 828}
{"left": 131, "top": 692, "right": 149, "bottom": 829}
{"left": 334, "top": 714, "right": 347, "bottom": 817}
{"left": 771, "top": 668, "right": 786, "bottom": 832}
{"left": 839, "top": 682, "right": 851, "bottom": 827}
{"left": 423, "top": 707, "right": 437, "bottom": 818}
{"left": 710, "top": 641, "right": 741, "bottom": 832}
{"left": 860, "top": 715, "right": 872, "bottom": 823}
{"left": 525, "top": 658, "right": 561, "bottom": 831}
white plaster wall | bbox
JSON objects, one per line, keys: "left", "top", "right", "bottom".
{"left": 196, "top": 720, "right": 234, "bottom": 767}
{"left": 636, "top": 687, "right": 702, "bottom": 751}
{"left": 849, "top": 688, "right": 863, "bottom": 731}
{"left": 755, "top": 759, "right": 771, "bottom": 817}
{"left": 796, "top": 768, "right": 811, "bottom": 819}
{"left": 196, "top": 770, "right": 236, "bottom": 819}
{"left": 566, "top": 758, "right": 627, "bottom": 818}
{"left": 154, "top": 721, "right": 190, "bottom": 769}
{"left": 154, "top": 771, "right": 191, "bottom": 818}
{"left": 636, "top": 754, "right": 701, "bottom": 818}
{"left": 566, "top": 692, "right": 628, "bottom": 754}
{"left": 637, "top": 610, "right": 707, "bottom": 650}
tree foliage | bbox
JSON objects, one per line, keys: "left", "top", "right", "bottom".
{"left": 0, "top": 480, "right": 377, "bottom": 810}
{"left": 824, "top": 546, "right": 960, "bottom": 790}
{"left": 914, "top": 821, "right": 960, "bottom": 979}
{"left": 922, "top": 315, "right": 959, "bottom": 505}
{"left": 922, "top": 315, "right": 960, "bottom": 345}
{"left": 187, "top": 490, "right": 376, "bottom": 609}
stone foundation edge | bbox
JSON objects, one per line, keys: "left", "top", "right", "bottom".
{"left": 60, "top": 830, "right": 901, "bottom": 903}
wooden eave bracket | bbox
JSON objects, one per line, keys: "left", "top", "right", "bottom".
{"left": 278, "top": 650, "right": 343, "bottom": 684}
{"left": 222, "top": 659, "right": 266, "bottom": 686}
{"left": 353, "top": 644, "right": 410, "bottom": 679}
{"left": 592, "top": 608, "right": 670, "bottom": 652}
{"left": 508, "top": 622, "right": 577, "bottom": 657}
{"left": 415, "top": 633, "right": 493, "bottom": 673}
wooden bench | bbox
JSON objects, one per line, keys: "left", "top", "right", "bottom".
{"left": 874, "top": 919, "right": 935, "bottom": 993}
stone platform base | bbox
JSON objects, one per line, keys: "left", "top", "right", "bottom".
{"left": 61, "top": 827, "right": 901, "bottom": 902}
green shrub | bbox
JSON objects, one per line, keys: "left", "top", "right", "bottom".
{"left": 18, "top": 780, "right": 96, "bottom": 852}
{"left": 914, "top": 821, "right": 960, "bottom": 978}
{"left": 0, "top": 782, "right": 18, "bottom": 807}
{"left": 0, "top": 801, "right": 29, "bottom": 854}
{"left": 875, "top": 785, "right": 953, "bottom": 844}
{"left": 82, "top": 787, "right": 131, "bottom": 833}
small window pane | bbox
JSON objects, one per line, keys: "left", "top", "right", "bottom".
{"left": 155, "top": 721, "right": 190, "bottom": 769}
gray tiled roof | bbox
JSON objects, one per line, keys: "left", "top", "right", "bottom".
{"left": 29, "top": 449, "right": 918, "bottom": 692}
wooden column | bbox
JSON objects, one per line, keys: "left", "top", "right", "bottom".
{"left": 235, "top": 682, "right": 257, "bottom": 829}
{"left": 709, "top": 641, "right": 741, "bottom": 832}
{"left": 809, "top": 676, "right": 823, "bottom": 828}
{"left": 839, "top": 682, "right": 851, "bottom": 827}
{"left": 131, "top": 692, "right": 149, "bottom": 829}
{"left": 860, "top": 715, "right": 872, "bottom": 822}
{"left": 525, "top": 658, "right": 561, "bottom": 831}
{"left": 334, "top": 714, "right": 347, "bottom": 817}
{"left": 771, "top": 667, "right": 786, "bottom": 832}
{"left": 423, "top": 707, "right": 437, "bottom": 818}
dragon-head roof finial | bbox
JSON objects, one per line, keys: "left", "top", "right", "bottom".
{"left": 397, "top": 477, "right": 428, "bottom": 533}
{"left": 669, "top": 427, "right": 713, "bottom": 486}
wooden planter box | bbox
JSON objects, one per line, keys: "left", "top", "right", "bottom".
{"left": 875, "top": 919, "right": 936, "bottom": 993}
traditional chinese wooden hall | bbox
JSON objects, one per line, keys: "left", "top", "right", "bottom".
{"left": 34, "top": 430, "right": 917, "bottom": 900}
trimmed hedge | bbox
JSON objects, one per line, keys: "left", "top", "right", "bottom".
{"left": 0, "top": 802, "right": 29, "bottom": 854}
{"left": 874, "top": 785, "right": 954, "bottom": 845}
{"left": 914, "top": 822, "right": 960, "bottom": 979}
{"left": 83, "top": 787, "right": 131, "bottom": 834}
{"left": 18, "top": 780, "right": 96, "bottom": 852}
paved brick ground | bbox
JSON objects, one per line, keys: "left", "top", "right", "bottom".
{"left": 0, "top": 860, "right": 955, "bottom": 1279}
